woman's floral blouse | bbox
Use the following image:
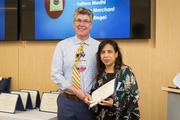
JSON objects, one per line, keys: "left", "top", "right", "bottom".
{"left": 92, "top": 65, "right": 140, "bottom": 120}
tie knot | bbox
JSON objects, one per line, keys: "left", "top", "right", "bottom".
{"left": 80, "top": 42, "right": 84, "bottom": 47}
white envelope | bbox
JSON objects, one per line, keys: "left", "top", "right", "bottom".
{"left": 173, "top": 73, "right": 180, "bottom": 88}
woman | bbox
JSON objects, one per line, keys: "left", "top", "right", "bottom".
{"left": 85, "top": 40, "right": 140, "bottom": 120}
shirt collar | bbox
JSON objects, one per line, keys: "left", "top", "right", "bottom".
{"left": 74, "top": 35, "right": 91, "bottom": 46}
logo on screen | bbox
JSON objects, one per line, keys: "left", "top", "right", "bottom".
{"left": 45, "top": 0, "right": 65, "bottom": 19}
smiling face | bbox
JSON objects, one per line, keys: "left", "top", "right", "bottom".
{"left": 100, "top": 44, "right": 118, "bottom": 69}
{"left": 73, "top": 14, "right": 92, "bottom": 40}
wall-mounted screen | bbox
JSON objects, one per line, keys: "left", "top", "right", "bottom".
{"left": 0, "top": 0, "right": 19, "bottom": 41}
{"left": 20, "top": 0, "right": 151, "bottom": 41}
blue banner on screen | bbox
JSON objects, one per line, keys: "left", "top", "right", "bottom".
{"left": 35, "top": 0, "right": 130, "bottom": 40}
{"left": 0, "top": 0, "right": 5, "bottom": 40}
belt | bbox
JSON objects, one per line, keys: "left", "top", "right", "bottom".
{"left": 60, "top": 92, "right": 81, "bottom": 101}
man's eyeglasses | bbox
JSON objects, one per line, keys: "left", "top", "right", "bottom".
{"left": 74, "top": 19, "right": 92, "bottom": 24}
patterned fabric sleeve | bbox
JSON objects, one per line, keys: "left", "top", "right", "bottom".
{"left": 111, "top": 66, "right": 140, "bottom": 120}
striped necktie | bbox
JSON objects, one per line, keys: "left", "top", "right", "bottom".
{"left": 72, "top": 42, "right": 84, "bottom": 89}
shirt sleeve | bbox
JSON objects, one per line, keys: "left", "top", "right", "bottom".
{"left": 51, "top": 42, "right": 71, "bottom": 90}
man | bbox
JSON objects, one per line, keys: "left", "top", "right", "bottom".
{"left": 51, "top": 7, "right": 100, "bottom": 120}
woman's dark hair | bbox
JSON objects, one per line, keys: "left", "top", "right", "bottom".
{"left": 96, "top": 40, "right": 123, "bottom": 80}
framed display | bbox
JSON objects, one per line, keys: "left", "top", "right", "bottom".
{"left": 20, "top": 0, "right": 151, "bottom": 41}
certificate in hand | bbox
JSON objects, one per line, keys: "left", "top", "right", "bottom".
{"left": 89, "top": 78, "right": 120, "bottom": 108}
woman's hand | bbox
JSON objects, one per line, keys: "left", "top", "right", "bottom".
{"left": 98, "top": 98, "right": 113, "bottom": 107}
